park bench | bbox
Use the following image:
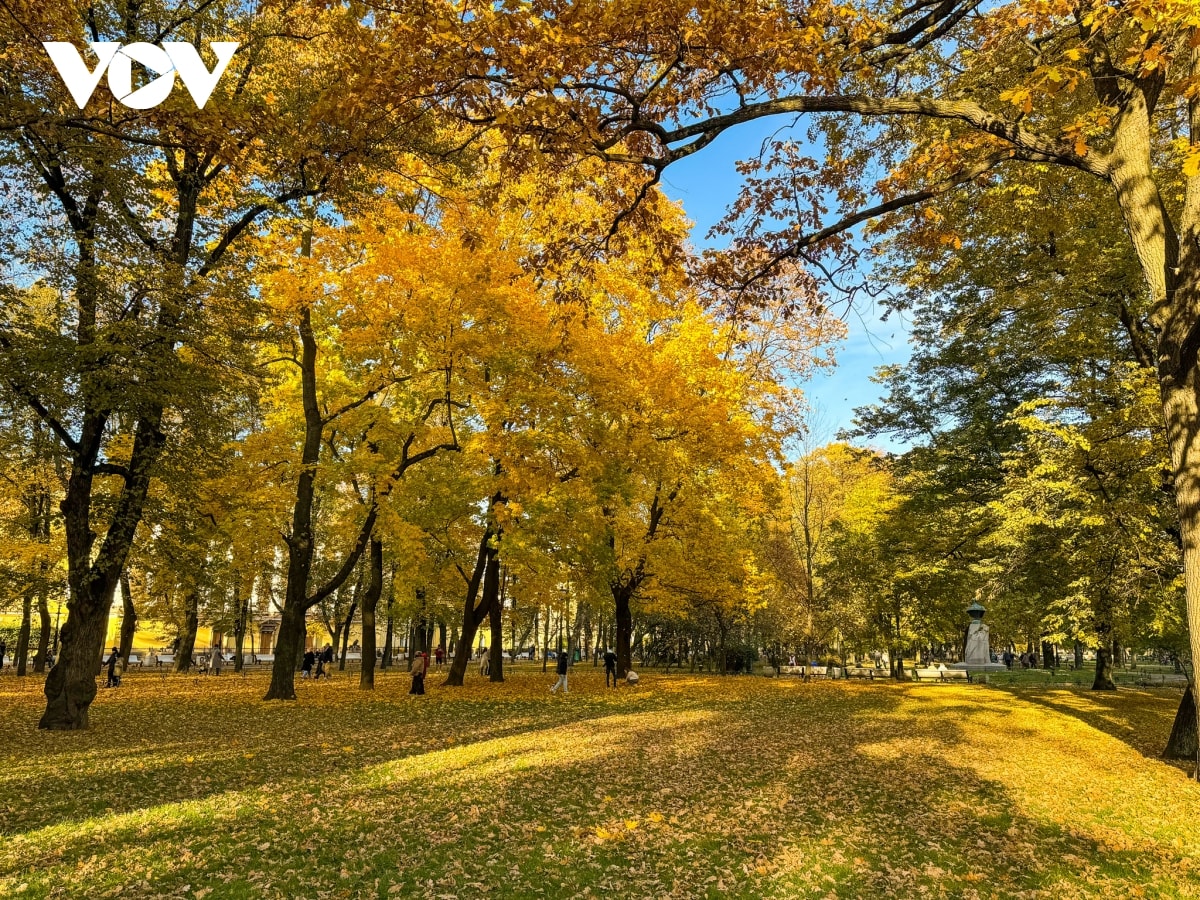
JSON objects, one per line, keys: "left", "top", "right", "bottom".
{"left": 845, "top": 666, "right": 882, "bottom": 680}
{"left": 912, "top": 667, "right": 971, "bottom": 683}
{"left": 777, "top": 665, "right": 832, "bottom": 678}
{"left": 156, "top": 653, "right": 175, "bottom": 666}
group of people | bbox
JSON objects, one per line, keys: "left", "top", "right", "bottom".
{"left": 0, "top": 640, "right": 55, "bottom": 672}
{"left": 300, "top": 644, "right": 336, "bottom": 679}
{"left": 1002, "top": 649, "right": 1042, "bottom": 670}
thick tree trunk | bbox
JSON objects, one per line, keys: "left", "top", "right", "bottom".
{"left": 266, "top": 600, "right": 308, "bottom": 701}
{"left": 613, "top": 583, "right": 634, "bottom": 678}
{"left": 15, "top": 593, "right": 33, "bottom": 676}
{"left": 39, "top": 587, "right": 110, "bottom": 730}
{"left": 1164, "top": 684, "right": 1198, "bottom": 761}
{"left": 1074, "top": 640, "right": 1084, "bottom": 669}
{"left": 1093, "top": 645, "right": 1117, "bottom": 691}
{"left": 1106, "top": 61, "right": 1200, "bottom": 775}
{"left": 118, "top": 572, "right": 137, "bottom": 666}
{"left": 174, "top": 590, "right": 199, "bottom": 674}
{"left": 1041, "top": 640, "right": 1054, "bottom": 670}
{"left": 360, "top": 539, "right": 383, "bottom": 690}
{"left": 33, "top": 589, "right": 50, "bottom": 674}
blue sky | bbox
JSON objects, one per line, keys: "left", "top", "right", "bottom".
{"left": 654, "top": 119, "right": 912, "bottom": 454}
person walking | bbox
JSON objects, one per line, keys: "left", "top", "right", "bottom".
{"left": 603, "top": 648, "right": 617, "bottom": 687}
{"left": 315, "top": 644, "right": 333, "bottom": 680}
{"left": 550, "top": 648, "right": 570, "bottom": 694}
{"left": 301, "top": 649, "right": 315, "bottom": 679}
{"left": 210, "top": 643, "right": 223, "bottom": 676}
{"left": 105, "top": 646, "right": 119, "bottom": 687}
{"left": 409, "top": 652, "right": 426, "bottom": 695}
{"left": 435, "top": 646, "right": 444, "bottom": 667}
{"left": 0, "top": 639, "right": 7, "bottom": 672}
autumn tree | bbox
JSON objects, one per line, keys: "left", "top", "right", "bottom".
{"left": 0, "top": 0, "right": 474, "bottom": 726}
{"left": 456, "top": 0, "right": 1200, "bottom": 770}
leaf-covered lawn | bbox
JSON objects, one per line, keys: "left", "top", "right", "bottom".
{"left": 1, "top": 669, "right": 1198, "bottom": 899}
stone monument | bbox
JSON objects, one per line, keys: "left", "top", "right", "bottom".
{"left": 952, "top": 601, "right": 1006, "bottom": 673}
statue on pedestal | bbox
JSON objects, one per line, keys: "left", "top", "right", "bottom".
{"left": 964, "top": 602, "right": 991, "bottom": 665}
{"left": 952, "top": 601, "right": 1007, "bottom": 673}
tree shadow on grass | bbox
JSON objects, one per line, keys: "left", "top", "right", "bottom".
{"left": 1002, "top": 684, "right": 1186, "bottom": 764}
{"left": 2, "top": 678, "right": 1198, "bottom": 899}
{"left": 0, "top": 671, "right": 702, "bottom": 838}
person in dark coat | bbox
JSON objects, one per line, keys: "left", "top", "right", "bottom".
{"left": 301, "top": 649, "right": 316, "bottom": 679}
{"left": 105, "top": 646, "right": 119, "bottom": 687}
{"left": 603, "top": 648, "right": 618, "bottom": 687}
{"left": 315, "top": 644, "right": 333, "bottom": 679}
{"left": 550, "top": 649, "right": 569, "bottom": 694}
{"left": 409, "top": 652, "right": 426, "bottom": 695}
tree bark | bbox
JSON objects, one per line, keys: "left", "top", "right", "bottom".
{"left": 15, "top": 593, "right": 32, "bottom": 676}
{"left": 613, "top": 582, "right": 634, "bottom": 678}
{"left": 445, "top": 522, "right": 498, "bottom": 687}
{"left": 174, "top": 590, "right": 200, "bottom": 674}
{"left": 233, "top": 575, "right": 248, "bottom": 673}
{"left": 1093, "top": 645, "right": 1117, "bottom": 691}
{"left": 338, "top": 599, "right": 358, "bottom": 671}
{"left": 118, "top": 571, "right": 137, "bottom": 667}
{"left": 33, "top": 589, "right": 50, "bottom": 674}
{"left": 360, "top": 538, "right": 383, "bottom": 690}
{"left": 266, "top": 600, "right": 309, "bottom": 701}
{"left": 487, "top": 553, "right": 505, "bottom": 683}
{"left": 1164, "top": 684, "right": 1198, "bottom": 762}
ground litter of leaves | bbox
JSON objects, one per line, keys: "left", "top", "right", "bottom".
{"left": 1, "top": 668, "right": 1198, "bottom": 899}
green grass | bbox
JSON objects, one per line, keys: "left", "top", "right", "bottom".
{"left": 0, "top": 668, "right": 1198, "bottom": 898}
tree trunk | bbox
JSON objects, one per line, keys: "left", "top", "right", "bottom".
{"left": 1164, "top": 684, "right": 1198, "bottom": 761}
{"left": 382, "top": 612, "right": 394, "bottom": 669}
{"left": 174, "top": 590, "right": 200, "bottom": 674}
{"left": 1093, "top": 645, "right": 1117, "bottom": 690}
{"left": 266, "top": 600, "right": 308, "bottom": 701}
{"left": 118, "top": 571, "right": 137, "bottom": 666}
{"left": 15, "top": 593, "right": 33, "bottom": 676}
{"left": 33, "top": 589, "right": 50, "bottom": 674}
{"left": 613, "top": 583, "right": 634, "bottom": 678}
{"left": 262, "top": 290, "right": 380, "bottom": 700}
{"left": 1107, "top": 62, "right": 1200, "bottom": 776}
{"left": 360, "top": 538, "right": 383, "bottom": 690}
{"left": 1041, "top": 640, "right": 1054, "bottom": 670}
{"left": 1074, "top": 640, "right": 1084, "bottom": 669}
{"left": 488, "top": 553, "right": 505, "bottom": 683}
{"left": 339, "top": 599, "right": 357, "bottom": 671}
{"left": 445, "top": 524, "right": 497, "bottom": 687}
{"left": 233, "top": 575, "right": 248, "bottom": 673}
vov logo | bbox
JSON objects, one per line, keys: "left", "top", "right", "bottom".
{"left": 42, "top": 42, "right": 240, "bottom": 110}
